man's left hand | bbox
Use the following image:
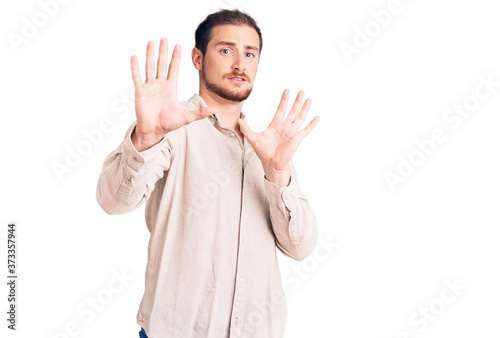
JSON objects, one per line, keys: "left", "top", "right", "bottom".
{"left": 237, "top": 89, "right": 320, "bottom": 186}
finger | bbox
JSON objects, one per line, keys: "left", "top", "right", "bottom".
{"left": 237, "top": 118, "right": 257, "bottom": 145}
{"left": 274, "top": 89, "right": 289, "bottom": 120}
{"left": 130, "top": 55, "right": 143, "bottom": 88}
{"left": 167, "top": 44, "right": 181, "bottom": 82}
{"left": 156, "top": 38, "right": 168, "bottom": 79}
{"left": 291, "top": 98, "right": 312, "bottom": 131}
{"left": 296, "top": 116, "right": 320, "bottom": 140}
{"left": 184, "top": 107, "right": 216, "bottom": 124}
{"left": 285, "top": 90, "right": 305, "bottom": 123}
{"left": 145, "top": 41, "right": 155, "bottom": 82}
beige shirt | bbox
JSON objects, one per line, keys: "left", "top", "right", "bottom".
{"left": 96, "top": 94, "right": 318, "bottom": 338}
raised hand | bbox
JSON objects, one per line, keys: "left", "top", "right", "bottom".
{"left": 237, "top": 89, "right": 320, "bottom": 185}
{"left": 130, "top": 38, "right": 216, "bottom": 151}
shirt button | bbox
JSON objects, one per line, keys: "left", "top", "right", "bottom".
{"left": 235, "top": 317, "right": 239, "bottom": 325}
{"left": 240, "top": 277, "right": 246, "bottom": 283}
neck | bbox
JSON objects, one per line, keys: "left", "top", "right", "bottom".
{"left": 199, "top": 86, "right": 244, "bottom": 131}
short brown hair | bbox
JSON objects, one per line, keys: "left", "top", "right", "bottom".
{"left": 195, "top": 9, "right": 263, "bottom": 56}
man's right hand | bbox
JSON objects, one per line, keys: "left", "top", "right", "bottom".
{"left": 130, "top": 37, "right": 215, "bottom": 152}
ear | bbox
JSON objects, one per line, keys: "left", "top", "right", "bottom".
{"left": 191, "top": 47, "right": 203, "bottom": 71}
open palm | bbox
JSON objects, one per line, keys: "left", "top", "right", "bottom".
{"left": 238, "top": 90, "right": 320, "bottom": 171}
{"left": 130, "top": 38, "right": 216, "bottom": 151}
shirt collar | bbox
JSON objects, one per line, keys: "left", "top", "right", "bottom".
{"left": 187, "top": 93, "right": 247, "bottom": 126}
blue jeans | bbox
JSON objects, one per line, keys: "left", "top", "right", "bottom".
{"left": 139, "top": 327, "right": 149, "bottom": 338}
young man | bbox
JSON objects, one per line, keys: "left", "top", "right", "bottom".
{"left": 96, "top": 9, "right": 320, "bottom": 338}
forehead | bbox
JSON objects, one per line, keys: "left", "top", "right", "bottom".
{"left": 208, "top": 24, "right": 260, "bottom": 50}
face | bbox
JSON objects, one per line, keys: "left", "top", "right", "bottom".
{"left": 197, "top": 24, "right": 260, "bottom": 102}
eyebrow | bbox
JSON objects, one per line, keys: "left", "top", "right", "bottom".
{"left": 214, "top": 41, "right": 259, "bottom": 52}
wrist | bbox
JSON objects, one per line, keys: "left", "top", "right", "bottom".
{"left": 263, "top": 164, "right": 291, "bottom": 187}
{"left": 131, "top": 127, "right": 166, "bottom": 152}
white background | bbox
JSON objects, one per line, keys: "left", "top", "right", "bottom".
{"left": 1, "top": 0, "right": 499, "bottom": 337}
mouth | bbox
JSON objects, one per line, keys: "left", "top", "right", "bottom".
{"left": 228, "top": 76, "right": 247, "bottom": 83}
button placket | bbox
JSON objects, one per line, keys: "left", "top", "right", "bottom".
{"left": 229, "top": 159, "right": 249, "bottom": 337}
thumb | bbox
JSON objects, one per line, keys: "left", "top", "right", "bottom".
{"left": 237, "top": 118, "right": 256, "bottom": 144}
{"left": 186, "top": 107, "right": 216, "bottom": 124}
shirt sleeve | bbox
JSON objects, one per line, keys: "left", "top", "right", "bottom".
{"left": 263, "top": 160, "right": 318, "bottom": 261}
{"left": 96, "top": 121, "right": 172, "bottom": 215}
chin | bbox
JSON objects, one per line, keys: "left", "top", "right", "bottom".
{"left": 212, "top": 84, "right": 253, "bottom": 102}
{"left": 226, "top": 88, "right": 253, "bottom": 102}
{"left": 202, "top": 72, "right": 253, "bottom": 102}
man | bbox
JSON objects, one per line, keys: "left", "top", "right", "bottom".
{"left": 96, "top": 9, "right": 319, "bottom": 338}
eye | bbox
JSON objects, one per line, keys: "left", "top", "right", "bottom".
{"left": 220, "top": 48, "right": 232, "bottom": 55}
{"left": 245, "top": 52, "right": 255, "bottom": 58}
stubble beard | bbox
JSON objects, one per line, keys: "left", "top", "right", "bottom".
{"left": 201, "top": 64, "right": 253, "bottom": 102}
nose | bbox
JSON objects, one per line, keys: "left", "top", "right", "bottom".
{"left": 232, "top": 53, "right": 245, "bottom": 72}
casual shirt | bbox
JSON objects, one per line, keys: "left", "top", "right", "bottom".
{"left": 96, "top": 93, "right": 318, "bottom": 338}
